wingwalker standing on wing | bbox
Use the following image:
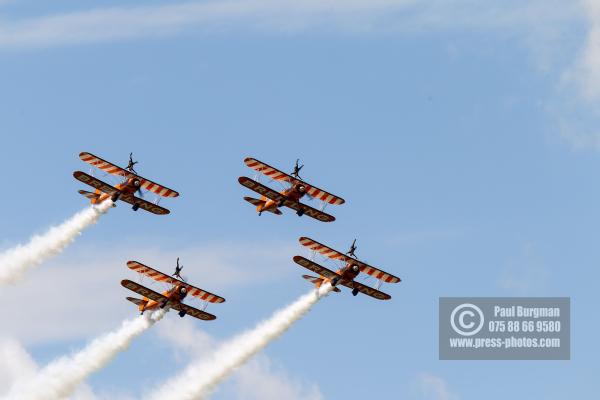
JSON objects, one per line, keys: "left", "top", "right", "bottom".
{"left": 294, "top": 237, "right": 401, "bottom": 300}
{"left": 121, "top": 259, "right": 225, "bottom": 321}
{"left": 73, "top": 152, "right": 179, "bottom": 215}
{"left": 238, "top": 157, "right": 345, "bottom": 222}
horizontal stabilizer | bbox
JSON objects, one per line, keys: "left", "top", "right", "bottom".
{"left": 243, "top": 197, "right": 283, "bottom": 215}
{"left": 78, "top": 190, "right": 99, "bottom": 200}
{"left": 302, "top": 274, "right": 321, "bottom": 283}
{"left": 126, "top": 296, "right": 146, "bottom": 306}
{"left": 302, "top": 275, "right": 341, "bottom": 292}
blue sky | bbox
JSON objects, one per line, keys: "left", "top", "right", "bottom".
{"left": 1, "top": 1, "right": 599, "bottom": 399}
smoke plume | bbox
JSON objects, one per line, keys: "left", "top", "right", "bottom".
{"left": 0, "top": 201, "right": 112, "bottom": 285}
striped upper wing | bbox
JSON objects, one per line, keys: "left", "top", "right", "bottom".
{"left": 298, "top": 237, "right": 401, "bottom": 284}
{"left": 126, "top": 261, "right": 225, "bottom": 303}
{"left": 244, "top": 157, "right": 345, "bottom": 205}
{"left": 79, "top": 152, "right": 179, "bottom": 198}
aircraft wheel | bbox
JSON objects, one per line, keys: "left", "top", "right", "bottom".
{"left": 352, "top": 288, "right": 359, "bottom": 296}
{"left": 132, "top": 203, "right": 140, "bottom": 211}
{"left": 178, "top": 310, "right": 187, "bottom": 318}
{"left": 111, "top": 192, "right": 120, "bottom": 202}
{"left": 296, "top": 209, "right": 305, "bottom": 217}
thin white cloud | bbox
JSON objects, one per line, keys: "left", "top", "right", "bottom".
{"left": 385, "top": 227, "right": 467, "bottom": 247}
{"left": 0, "top": 337, "right": 98, "bottom": 400}
{"left": 419, "top": 373, "right": 458, "bottom": 400}
{"left": 554, "top": 0, "right": 600, "bottom": 151}
{"left": 233, "top": 357, "right": 323, "bottom": 400}
{"left": 497, "top": 242, "right": 550, "bottom": 295}
{"left": 153, "top": 319, "right": 323, "bottom": 400}
{"left": 0, "top": 0, "right": 581, "bottom": 48}
{"left": 0, "top": 241, "right": 294, "bottom": 344}
{"left": 0, "top": 240, "right": 301, "bottom": 398}
{"left": 566, "top": 0, "right": 600, "bottom": 101}
{"left": 0, "top": 0, "right": 415, "bottom": 48}
{"left": 0, "top": 337, "right": 37, "bottom": 393}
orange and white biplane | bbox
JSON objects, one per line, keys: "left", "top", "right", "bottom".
{"left": 294, "top": 237, "right": 400, "bottom": 300}
{"left": 121, "top": 259, "right": 225, "bottom": 321}
{"left": 73, "top": 152, "right": 179, "bottom": 215}
{"left": 238, "top": 158, "right": 344, "bottom": 222}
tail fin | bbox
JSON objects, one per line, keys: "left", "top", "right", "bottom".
{"left": 243, "top": 196, "right": 282, "bottom": 215}
{"left": 302, "top": 275, "right": 341, "bottom": 292}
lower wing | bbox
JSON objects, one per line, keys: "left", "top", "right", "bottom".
{"left": 292, "top": 256, "right": 338, "bottom": 280}
{"left": 167, "top": 302, "right": 217, "bottom": 321}
{"left": 338, "top": 280, "right": 391, "bottom": 301}
{"left": 121, "top": 279, "right": 167, "bottom": 303}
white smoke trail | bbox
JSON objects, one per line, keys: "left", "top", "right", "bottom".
{"left": 0, "top": 200, "right": 113, "bottom": 285}
{"left": 150, "top": 284, "right": 333, "bottom": 400}
{"left": 4, "top": 309, "right": 166, "bottom": 400}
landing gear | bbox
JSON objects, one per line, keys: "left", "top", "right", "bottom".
{"left": 258, "top": 211, "right": 262, "bottom": 216}
{"left": 331, "top": 277, "right": 339, "bottom": 287}
{"left": 111, "top": 192, "right": 121, "bottom": 202}
{"left": 352, "top": 288, "right": 359, "bottom": 296}
{"left": 296, "top": 209, "right": 305, "bottom": 217}
{"left": 132, "top": 203, "right": 140, "bottom": 211}
{"left": 178, "top": 310, "right": 187, "bottom": 318}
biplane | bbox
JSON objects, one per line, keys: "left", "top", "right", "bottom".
{"left": 121, "top": 259, "right": 225, "bottom": 321}
{"left": 238, "top": 158, "right": 345, "bottom": 222}
{"left": 294, "top": 237, "right": 401, "bottom": 300}
{"left": 73, "top": 152, "right": 179, "bottom": 215}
